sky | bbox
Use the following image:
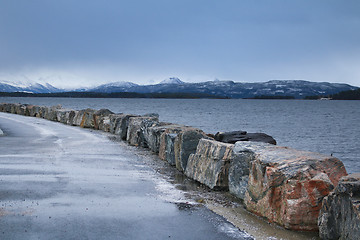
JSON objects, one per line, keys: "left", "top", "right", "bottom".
{"left": 0, "top": 0, "right": 360, "bottom": 88}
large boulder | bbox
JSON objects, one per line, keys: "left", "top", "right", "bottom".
{"left": 98, "top": 116, "right": 111, "bottom": 132}
{"left": 109, "top": 114, "right": 122, "bottom": 134}
{"left": 25, "top": 105, "right": 36, "bottom": 116}
{"left": 0, "top": 103, "right": 5, "bottom": 112}
{"left": 72, "top": 109, "right": 96, "bottom": 127}
{"left": 185, "top": 139, "right": 233, "bottom": 190}
{"left": 55, "top": 109, "right": 69, "bottom": 123}
{"left": 234, "top": 142, "right": 347, "bottom": 231}
{"left": 80, "top": 109, "right": 97, "bottom": 128}
{"left": 318, "top": 173, "right": 360, "bottom": 240}
{"left": 215, "top": 131, "right": 276, "bottom": 145}
{"left": 93, "top": 109, "right": 114, "bottom": 130}
{"left": 112, "top": 114, "right": 139, "bottom": 140}
{"left": 143, "top": 123, "right": 184, "bottom": 154}
{"left": 27, "top": 105, "right": 47, "bottom": 118}
{"left": 39, "top": 106, "right": 48, "bottom": 118}
{"left": 9, "top": 103, "right": 18, "bottom": 114}
{"left": 0, "top": 103, "right": 12, "bottom": 113}
{"left": 55, "top": 109, "right": 77, "bottom": 125}
{"left": 8, "top": 103, "right": 21, "bottom": 114}
{"left": 162, "top": 133, "right": 178, "bottom": 166}
{"left": 14, "top": 104, "right": 27, "bottom": 115}
{"left": 158, "top": 126, "right": 187, "bottom": 165}
{"left": 44, "top": 105, "right": 62, "bottom": 121}
{"left": 174, "top": 128, "right": 208, "bottom": 172}
{"left": 158, "top": 125, "right": 208, "bottom": 169}
{"left": 126, "top": 115, "right": 159, "bottom": 146}
{"left": 228, "top": 143, "right": 255, "bottom": 200}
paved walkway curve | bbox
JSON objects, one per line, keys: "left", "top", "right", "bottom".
{"left": 0, "top": 112, "right": 251, "bottom": 240}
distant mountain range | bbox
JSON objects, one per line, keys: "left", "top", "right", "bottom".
{"left": 86, "top": 78, "right": 358, "bottom": 99}
{"left": 0, "top": 77, "right": 358, "bottom": 99}
{"left": 0, "top": 80, "right": 62, "bottom": 93}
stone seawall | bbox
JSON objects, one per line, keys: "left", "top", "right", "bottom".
{"left": 0, "top": 103, "right": 353, "bottom": 237}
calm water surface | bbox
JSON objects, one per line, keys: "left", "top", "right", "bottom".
{"left": 1, "top": 97, "right": 359, "bottom": 173}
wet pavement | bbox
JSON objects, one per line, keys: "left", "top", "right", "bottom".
{"left": 0, "top": 112, "right": 252, "bottom": 240}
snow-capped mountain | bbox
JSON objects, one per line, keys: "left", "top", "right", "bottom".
{"left": 89, "top": 81, "right": 140, "bottom": 93}
{"left": 0, "top": 80, "right": 62, "bottom": 93}
{"left": 87, "top": 79, "right": 358, "bottom": 98}
{"left": 159, "top": 77, "right": 184, "bottom": 85}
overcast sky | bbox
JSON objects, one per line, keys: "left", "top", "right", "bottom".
{"left": 1, "top": 0, "right": 360, "bottom": 88}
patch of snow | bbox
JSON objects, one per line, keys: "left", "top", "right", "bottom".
{"left": 0, "top": 79, "right": 31, "bottom": 88}
{"left": 159, "top": 77, "right": 184, "bottom": 85}
{"left": 100, "top": 81, "right": 139, "bottom": 88}
{"left": 209, "top": 80, "right": 234, "bottom": 86}
{"left": 288, "top": 88, "right": 302, "bottom": 92}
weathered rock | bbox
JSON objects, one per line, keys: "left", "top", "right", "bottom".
{"left": 215, "top": 131, "right": 277, "bottom": 145}
{"left": 55, "top": 109, "right": 77, "bottom": 125}
{"left": 72, "top": 109, "right": 95, "bottom": 127}
{"left": 158, "top": 125, "right": 187, "bottom": 163}
{"left": 174, "top": 128, "right": 208, "bottom": 172}
{"left": 98, "top": 116, "right": 111, "bottom": 132}
{"left": 228, "top": 143, "right": 255, "bottom": 200}
{"left": 9, "top": 103, "right": 22, "bottom": 114}
{"left": 9, "top": 103, "right": 17, "bottom": 114}
{"left": 318, "top": 173, "right": 360, "bottom": 240}
{"left": 108, "top": 114, "right": 122, "bottom": 134}
{"left": 185, "top": 139, "right": 233, "bottom": 190}
{"left": 126, "top": 115, "right": 159, "bottom": 146}
{"left": 111, "top": 114, "right": 139, "bottom": 139}
{"left": 27, "top": 105, "right": 47, "bottom": 118}
{"left": 80, "top": 109, "right": 97, "bottom": 128}
{"left": 4, "top": 103, "right": 15, "bottom": 113}
{"left": 66, "top": 110, "right": 78, "bottom": 125}
{"left": 0, "top": 103, "right": 5, "bottom": 112}
{"left": 143, "top": 123, "right": 183, "bottom": 153}
{"left": 14, "top": 104, "right": 27, "bottom": 115}
{"left": 28, "top": 105, "right": 46, "bottom": 118}
{"left": 163, "top": 133, "right": 178, "bottom": 166}
{"left": 44, "top": 105, "right": 62, "bottom": 121}
{"left": 0, "top": 103, "right": 12, "bottom": 113}
{"left": 24, "top": 105, "right": 35, "bottom": 116}
{"left": 93, "top": 109, "right": 114, "bottom": 130}
{"left": 234, "top": 142, "right": 347, "bottom": 231}
{"left": 72, "top": 109, "right": 85, "bottom": 126}
{"left": 158, "top": 126, "right": 210, "bottom": 169}
{"left": 55, "top": 109, "right": 69, "bottom": 123}
{"left": 38, "top": 106, "right": 48, "bottom": 118}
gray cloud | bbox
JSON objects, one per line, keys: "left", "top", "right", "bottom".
{"left": 0, "top": 0, "right": 359, "bottom": 87}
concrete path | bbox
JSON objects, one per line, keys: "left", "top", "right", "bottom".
{"left": 0, "top": 113, "right": 251, "bottom": 240}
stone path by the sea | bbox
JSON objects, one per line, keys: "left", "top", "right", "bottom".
{"left": 0, "top": 112, "right": 250, "bottom": 240}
